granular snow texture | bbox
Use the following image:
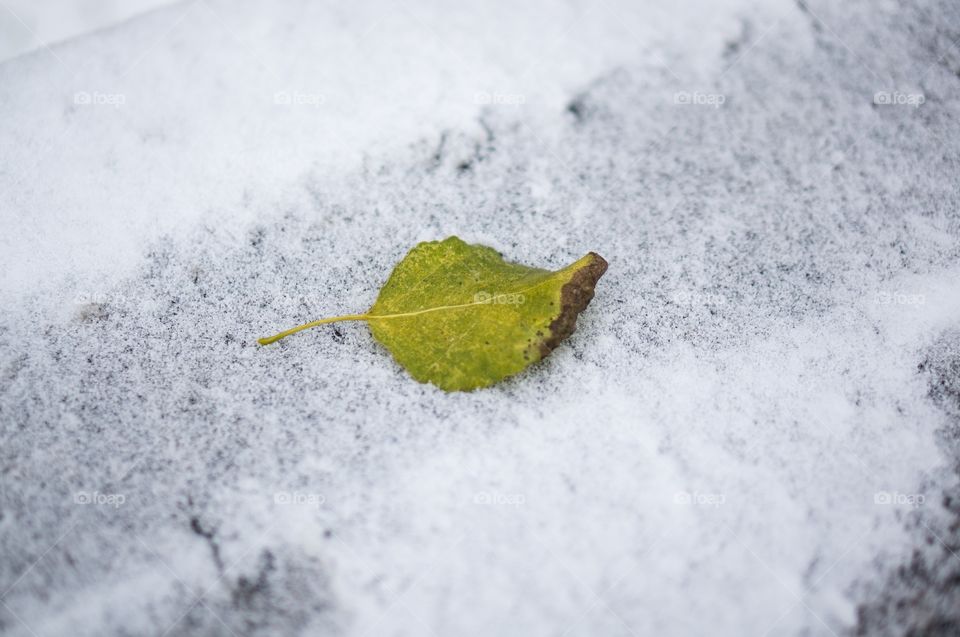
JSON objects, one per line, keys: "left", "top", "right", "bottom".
{"left": 2, "top": 0, "right": 960, "bottom": 636}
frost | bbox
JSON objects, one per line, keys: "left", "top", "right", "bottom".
{"left": 2, "top": 0, "right": 960, "bottom": 635}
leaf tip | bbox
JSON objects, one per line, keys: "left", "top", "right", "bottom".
{"left": 538, "top": 252, "right": 608, "bottom": 359}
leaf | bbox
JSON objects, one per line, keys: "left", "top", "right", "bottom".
{"left": 259, "top": 236, "right": 608, "bottom": 391}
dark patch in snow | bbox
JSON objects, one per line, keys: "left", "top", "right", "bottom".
{"left": 855, "top": 331, "right": 960, "bottom": 636}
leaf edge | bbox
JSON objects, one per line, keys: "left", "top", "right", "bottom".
{"left": 536, "top": 252, "right": 608, "bottom": 359}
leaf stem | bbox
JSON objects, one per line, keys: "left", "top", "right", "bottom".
{"left": 257, "top": 314, "right": 370, "bottom": 345}
{"left": 257, "top": 265, "right": 590, "bottom": 346}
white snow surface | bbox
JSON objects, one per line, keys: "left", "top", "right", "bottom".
{"left": 0, "top": 0, "right": 177, "bottom": 62}
{"left": 2, "top": 0, "right": 960, "bottom": 636}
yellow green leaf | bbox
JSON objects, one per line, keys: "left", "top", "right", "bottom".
{"left": 259, "top": 236, "right": 607, "bottom": 391}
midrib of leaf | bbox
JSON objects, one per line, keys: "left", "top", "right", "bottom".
{"left": 258, "top": 272, "right": 566, "bottom": 346}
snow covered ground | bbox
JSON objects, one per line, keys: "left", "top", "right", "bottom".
{"left": 2, "top": 0, "right": 960, "bottom": 635}
{"left": 0, "top": 0, "right": 177, "bottom": 62}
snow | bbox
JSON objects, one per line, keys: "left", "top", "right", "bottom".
{"left": 2, "top": 0, "right": 960, "bottom": 636}
{"left": 0, "top": 0, "right": 177, "bottom": 62}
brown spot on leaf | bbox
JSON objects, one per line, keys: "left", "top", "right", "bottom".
{"left": 538, "top": 253, "right": 608, "bottom": 358}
